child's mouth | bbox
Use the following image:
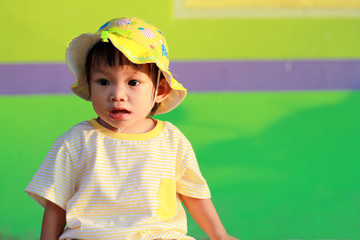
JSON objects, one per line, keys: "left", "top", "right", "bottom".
{"left": 109, "top": 109, "right": 130, "bottom": 120}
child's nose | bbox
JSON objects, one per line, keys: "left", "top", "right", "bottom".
{"left": 109, "top": 86, "right": 127, "bottom": 102}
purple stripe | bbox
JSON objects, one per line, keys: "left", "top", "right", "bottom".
{"left": 0, "top": 64, "right": 74, "bottom": 95}
{"left": 1, "top": 60, "right": 359, "bottom": 95}
{"left": 170, "top": 60, "right": 360, "bottom": 92}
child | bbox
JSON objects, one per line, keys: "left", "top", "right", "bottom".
{"left": 26, "top": 17, "right": 238, "bottom": 240}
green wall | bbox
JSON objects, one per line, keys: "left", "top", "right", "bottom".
{"left": 1, "top": 0, "right": 360, "bottom": 62}
{"left": 1, "top": 92, "right": 359, "bottom": 239}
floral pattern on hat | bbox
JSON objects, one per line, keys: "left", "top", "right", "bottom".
{"left": 160, "top": 40, "right": 168, "bottom": 58}
{"left": 98, "top": 22, "right": 110, "bottom": 31}
{"left": 138, "top": 27, "right": 155, "bottom": 39}
{"left": 96, "top": 18, "right": 172, "bottom": 68}
{"left": 116, "top": 19, "right": 133, "bottom": 26}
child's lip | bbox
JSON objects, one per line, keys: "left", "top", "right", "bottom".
{"left": 110, "top": 107, "right": 129, "bottom": 112}
{"left": 109, "top": 108, "right": 131, "bottom": 120}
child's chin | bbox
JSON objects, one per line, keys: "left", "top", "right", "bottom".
{"left": 98, "top": 117, "right": 123, "bottom": 131}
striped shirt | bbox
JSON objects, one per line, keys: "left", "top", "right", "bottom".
{"left": 25, "top": 119, "right": 211, "bottom": 240}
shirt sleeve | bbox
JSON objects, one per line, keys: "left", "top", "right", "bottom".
{"left": 25, "top": 135, "right": 75, "bottom": 209}
{"left": 177, "top": 142, "right": 211, "bottom": 199}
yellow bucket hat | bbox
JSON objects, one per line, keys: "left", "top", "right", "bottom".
{"left": 66, "top": 17, "right": 187, "bottom": 114}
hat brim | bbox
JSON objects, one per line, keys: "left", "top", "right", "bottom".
{"left": 66, "top": 33, "right": 186, "bottom": 115}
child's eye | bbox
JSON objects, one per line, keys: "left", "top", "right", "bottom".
{"left": 128, "top": 80, "right": 140, "bottom": 86}
{"left": 98, "top": 79, "right": 110, "bottom": 86}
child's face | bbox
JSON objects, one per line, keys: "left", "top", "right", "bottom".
{"left": 89, "top": 59, "right": 157, "bottom": 134}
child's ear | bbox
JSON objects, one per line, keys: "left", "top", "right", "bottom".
{"left": 155, "top": 78, "right": 171, "bottom": 103}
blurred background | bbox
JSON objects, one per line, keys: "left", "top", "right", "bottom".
{"left": 1, "top": 0, "right": 360, "bottom": 239}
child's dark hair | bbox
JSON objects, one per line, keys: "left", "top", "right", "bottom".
{"left": 85, "top": 41, "right": 161, "bottom": 116}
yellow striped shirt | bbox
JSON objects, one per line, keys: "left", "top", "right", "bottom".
{"left": 26, "top": 119, "right": 211, "bottom": 239}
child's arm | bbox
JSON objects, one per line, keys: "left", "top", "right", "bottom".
{"left": 40, "top": 200, "right": 66, "bottom": 240}
{"left": 179, "top": 194, "right": 238, "bottom": 240}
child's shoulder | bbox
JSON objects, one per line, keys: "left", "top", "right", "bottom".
{"left": 67, "top": 120, "right": 92, "bottom": 132}
{"left": 161, "top": 120, "right": 190, "bottom": 142}
{"left": 59, "top": 120, "right": 93, "bottom": 140}
{"left": 162, "top": 120, "right": 182, "bottom": 133}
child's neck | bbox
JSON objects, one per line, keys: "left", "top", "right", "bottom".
{"left": 96, "top": 117, "right": 157, "bottom": 134}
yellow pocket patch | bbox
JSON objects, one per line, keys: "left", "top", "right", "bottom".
{"left": 156, "top": 178, "right": 177, "bottom": 221}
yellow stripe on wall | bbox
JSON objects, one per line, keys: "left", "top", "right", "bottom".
{"left": 185, "top": 0, "right": 360, "bottom": 8}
